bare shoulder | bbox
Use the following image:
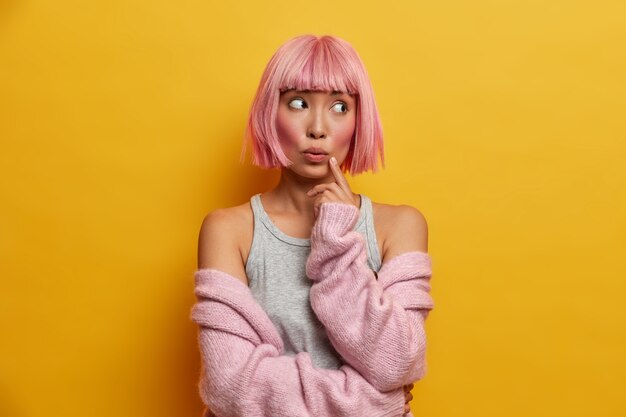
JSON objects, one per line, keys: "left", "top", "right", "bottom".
{"left": 197, "top": 201, "right": 252, "bottom": 286}
{"left": 371, "top": 200, "right": 429, "bottom": 264}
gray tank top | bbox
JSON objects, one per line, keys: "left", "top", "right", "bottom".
{"left": 245, "top": 193, "right": 382, "bottom": 369}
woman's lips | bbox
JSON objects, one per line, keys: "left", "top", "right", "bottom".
{"left": 303, "top": 152, "right": 328, "bottom": 163}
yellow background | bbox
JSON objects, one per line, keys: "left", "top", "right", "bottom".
{"left": 1, "top": 0, "right": 625, "bottom": 416}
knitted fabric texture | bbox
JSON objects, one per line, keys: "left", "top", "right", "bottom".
{"left": 190, "top": 201, "right": 433, "bottom": 417}
{"left": 306, "top": 202, "right": 434, "bottom": 392}
{"left": 191, "top": 268, "right": 407, "bottom": 417}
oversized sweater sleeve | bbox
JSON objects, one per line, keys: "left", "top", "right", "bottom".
{"left": 305, "top": 202, "right": 435, "bottom": 393}
{"left": 190, "top": 268, "right": 407, "bottom": 417}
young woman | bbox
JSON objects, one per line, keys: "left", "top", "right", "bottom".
{"left": 195, "top": 34, "right": 431, "bottom": 416}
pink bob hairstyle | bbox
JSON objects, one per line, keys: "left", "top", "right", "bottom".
{"left": 240, "top": 34, "right": 385, "bottom": 175}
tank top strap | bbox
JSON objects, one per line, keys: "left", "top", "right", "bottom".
{"left": 249, "top": 193, "right": 264, "bottom": 226}
{"left": 359, "top": 194, "right": 383, "bottom": 272}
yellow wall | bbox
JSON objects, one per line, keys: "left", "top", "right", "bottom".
{"left": 1, "top": 1, "right": 625, "bottom": 416}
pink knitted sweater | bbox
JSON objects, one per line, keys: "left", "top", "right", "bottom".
{"left": 306, "top": 202, "right": 434, "bottom": 392}
{"left": 190, "top": 202, "right": 434, "bottom": 417}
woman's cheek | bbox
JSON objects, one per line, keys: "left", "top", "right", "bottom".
{"left": 276, "top": 113, "right": 301, "bottom": 150}
{"left": 335, "top": 116, "right": 356, "bottom": 146}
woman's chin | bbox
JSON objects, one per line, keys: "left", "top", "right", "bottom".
{"left": 286, "top": 164, "right": 330, "bottom": 179}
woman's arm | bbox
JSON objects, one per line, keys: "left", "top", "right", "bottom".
{"left": 191, "top": 268, "right": 407, "bottom": 417}
{"left": 305, "top": 202, "right": 434, "bottom": 393}
{"left": 193, "top": 209, "right": 406, "bottom": 416}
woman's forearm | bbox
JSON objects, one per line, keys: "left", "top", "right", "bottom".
{"left": 306, "top": 202, "right": 435, "bottom": 392}
{"left": 191, "top": 268, "right": 407, "bottom": 417}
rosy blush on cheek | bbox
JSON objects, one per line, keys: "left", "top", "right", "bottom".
{"left": 327, "top": 114, "right": 356, "bottom": 166}
{"left": 276, "top": 111, "right": 302, "bottom": 154}
{"left": 276, "top": 114, "right": 292, "bottom": 142}
{"left": 336, "top": 124, "right": 355, "bottom": 145}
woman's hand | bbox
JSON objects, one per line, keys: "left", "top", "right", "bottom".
{"left": 306, "top": 156, "right": 359, "bottom": 219}
{"left": 403, "top": 383, "right": 414, "bottom": 414}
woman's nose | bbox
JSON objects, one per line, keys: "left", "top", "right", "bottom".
{"left": 306, "top": 110, "right": 327, "bottom": 139}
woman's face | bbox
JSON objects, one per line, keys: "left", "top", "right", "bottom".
{"left": 276, "top": 89, "right": 356, "bottom": 178}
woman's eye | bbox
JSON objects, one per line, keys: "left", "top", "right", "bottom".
{"left": 288, "top": 98, "right": 306, "bottom": 109}
{"left": 331, "top": 102, "right": 348, "bottom": 113}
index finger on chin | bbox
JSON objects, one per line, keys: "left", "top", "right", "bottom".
{"left": 329, "top": 157, "right": 351, "bottom": 195}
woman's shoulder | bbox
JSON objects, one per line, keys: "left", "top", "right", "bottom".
{"left": 199, "top": 202, "right": 252, "bottom": 244}
{"left": 370, "top": 199, "right": 429, "bottom": 263}
{"left": 205, "top": 200, "right": 253, "bottom": 226}
{"left": 197, "top": 200, "right": 254, "bottom": 285}
{"left": 370, "top": 199, "right": 427, "bottom": 223}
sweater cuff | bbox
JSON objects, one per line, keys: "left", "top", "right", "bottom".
{"left": 311, "top": 202, "right": 360, "bottom": 241}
